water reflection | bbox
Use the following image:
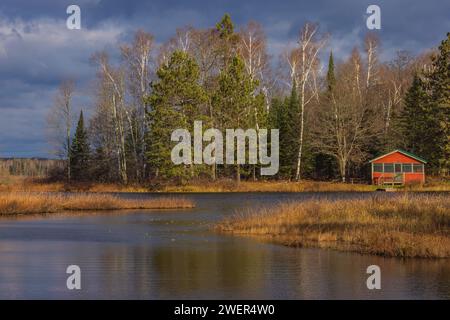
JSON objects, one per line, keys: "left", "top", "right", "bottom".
{"left": 0, "top": 192, "right": 448, "bottom": 299}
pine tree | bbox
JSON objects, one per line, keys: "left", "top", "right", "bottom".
{"left": 396, "top": 34, "right": 449, "bottom": 175}
{"left": 216, "top": 13, "right": 234, "bottom": 38}
{"left": 216, "top": 14, "right": 239, "bottom": 69}
{"left": 429, "top": 33, "right": 450, "bottom": 175}
{"left": 213, "top": 56, "right": 262, "bottom": 183}
{"left": 396, "top": 74, "right": 439, "bottom": 166}
{"left": 145, "top": 50, "right": 207, "bottom": 180}
{"left": 70, "top": 110, "right": 90, "bottom": 181}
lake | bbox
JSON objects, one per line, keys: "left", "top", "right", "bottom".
{"left": 0, "top": 192, "right": 448, "bottom": 299}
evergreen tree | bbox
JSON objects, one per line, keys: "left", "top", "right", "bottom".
{"left": 314, "top": 52, "right": 337, "bottom": 180}
{"left": 326, "top": 51, "right": 336, "bottom": 93}
{"left": 145, "top": 50, "right": 207, "bottom": 180}
{"left": 396, "top": 34, "right": 449, "bottom": 175}
{"left": 70, "top": 110, "right": 90, "bottom": 181}
{"left": 216, "top": 13, "right": 234, "bottom": 38}
{"left": 215, "top": 14, "right": 239, "bottom": 68}
{"left": 268, "top": 97, "right": 287, "bottom": 177}
{"left": 396, "top": 74, "right": 439, "bottom": 166}
{"left": 429, "top": 33, "right": 450, "bottom": 175}
{"left": 213, "top": 56, "right": 262, "bottom": 183}
{"left": 275, "top": 83, "right": 300, "bottom": 178}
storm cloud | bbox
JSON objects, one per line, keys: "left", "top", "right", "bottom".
{"left": 0, "top": 0, "right": 448, "bottom": 157}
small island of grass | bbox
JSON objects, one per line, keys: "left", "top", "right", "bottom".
{"left": 216, "top": 194, "right": 450, "bottom": 258}
{"left": 0, "top": 192, "right": 194, "bottom": 216}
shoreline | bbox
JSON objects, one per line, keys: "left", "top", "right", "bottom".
{"left": 215, "top": 194, "right": 450, "bottom": 259}
{"left": 0, "top": 192, "right": 195, "bottom": 216}
{"left": 1, "top": 177, "right": 449, "bottom": 193}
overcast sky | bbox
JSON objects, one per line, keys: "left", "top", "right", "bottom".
{"left": 0, "top": 0, "right": 448, "bottom": 158}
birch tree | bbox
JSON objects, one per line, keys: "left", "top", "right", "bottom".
{"left": 379, "top": 50, "right": 413, "bottom": 148}
{"left": 314, "top": 48, "right": 381, "bottom": 182}
{"left": 47, "top": 79, "right": 75, "bottom": 181}
{"left": 91, "top": 52, "right": 128, "bottom": 184}
{"left": 121, "top": 30, "right": 154, "bottom": 180}
{"left": 238, "top": 22, "right": 272, "bottom": 112}
{"left": 237, "top": 22, "right": 272, "bottom": 179}
{"left": 158, "top": 26, "right": 194, "bottom": 67}
{"left": 294, "top": 22, "right": 327, "bottom": 181}
{"left": 364, "top": 33, "right": 380, "bottom": 89}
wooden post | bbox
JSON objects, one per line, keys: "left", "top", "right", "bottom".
{"left": 422, "top": 164, "right": 425, "bottom": 184}
{"left": 371, "top": 163, "right": 373, "bottom": 185}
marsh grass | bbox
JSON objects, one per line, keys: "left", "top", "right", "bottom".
{"left": 0, "top": 177, "right": 375, "bottom": 192}
{"left": 162, "top": 180, "right": 376, "bottom": 192}
{"left": 216, "top": 194, "right": 450, "bottom": 258}
{"left": 0, "top": 192, "right": 194, "bottom": 216}
{"left": 1, "top": 176, "right": 449, "bottom": 193}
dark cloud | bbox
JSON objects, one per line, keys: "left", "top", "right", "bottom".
{"left": 0, "top": 0, "right": 448, "bottom": 157}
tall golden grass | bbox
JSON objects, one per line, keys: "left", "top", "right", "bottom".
{"left": 161, "top": 180, "right": 377, "bottom": 192}
{"left": 0, "top": 177, "right": 149, "bottom": 193}
{"left": 0, "top": 177, "right": 375, "bottom": 192}
{"left": 0, "top": 192, "right": 194, "bottom": 216}
{"left": 216, "top": 194, "right": 450, "bottom": 258}
{"left": 1, "top": 176, "right": 449, "bottom": 193}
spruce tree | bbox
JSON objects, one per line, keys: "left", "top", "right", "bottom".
{"left": 429, "top": 33, "right": 450, "bottom": 175}
{"left": 70, "top": 110, "right": 90, "bottom": 181}
{"left": 397, "top": 74, "right": 439, "bottom": 165}
{"left": 396, "top": 33, "right": 449, "bottom": 175}
{"left": 326, "top": 51, "right": 336, "bottom": 94}
{"left": 284, "top": 82, "right": 300, "bottom": 177}
{"left": 314, "top": 52, "right": 337, "bottom": 180}
{"left": 269, "top": 97, "right": 290, "bottom": 178}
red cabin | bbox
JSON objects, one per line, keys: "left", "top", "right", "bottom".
{"left": 369, "top": 150, "right": 427, "bottom": 186}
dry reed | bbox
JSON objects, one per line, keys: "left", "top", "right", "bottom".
{"left": 0, "top": 192, "right": 194, "bottom": 215}
{"left": 216, "top": 194, "right": 450, "bottom": 258}
{"left": 1, "top": 176, "right": 449, "bottom": 193}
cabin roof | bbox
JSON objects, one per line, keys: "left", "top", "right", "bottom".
{"left": 369, "top": 149, "right": 427, "bottom": 164}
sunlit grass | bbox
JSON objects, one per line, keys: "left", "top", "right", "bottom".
{"left": 159, "top": 180, "right": 376, "bottom": 192}
{"left": 216, "top": 194, "right": 450, "bottom": 258}
{"left": 0, "top": 192, "right": 194, "bottom": 215}
{"left": 1, "top": 176, "right": 449, "bottom": 193}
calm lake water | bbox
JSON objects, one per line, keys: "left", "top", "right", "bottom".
{"left": 0, "top": 192, "right": 448, "bottom": 299}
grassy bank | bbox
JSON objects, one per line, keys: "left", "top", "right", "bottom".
{"left": 159, "top": 180, "right": 376, "bottom": 192}
{"left": 0, "top": 192, "right": 194, "bottom": 216}
{"left": 216, "top": 195, "right": 450, "bottom": 258}
{"left": 1, "top": 176, "right": 449, "bottom": 193}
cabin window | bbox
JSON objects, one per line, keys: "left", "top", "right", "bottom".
{"left": 413, "top": 164, "right": 423, "bottom": 173}
{"left": 402, "top": 164, "right": 412, "bottom": 172}
{"left": 373, "top": 164, "right": 383, "bottom": 172}
{"left": 395, "top": 164, "right": 402, "bottom": 173}
{"left": 384, "top": 164, "right": 394, "bottom": 173}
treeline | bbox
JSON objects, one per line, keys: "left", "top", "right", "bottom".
{"left": 47, "top": 14, "right": 450, "bottom": 184}
{"left": 0, "top": 158, "right": 65, "bottom": 177}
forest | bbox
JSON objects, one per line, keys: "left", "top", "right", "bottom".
{"left": 46, "top": 14, "right": 450, "bottom": 185}
{"left": 0, "top": 158, "right": 65, "bottom": 177}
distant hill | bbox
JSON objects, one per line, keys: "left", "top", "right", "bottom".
{"left": 0, "top": 158, "right": 65, "bottom": 177}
